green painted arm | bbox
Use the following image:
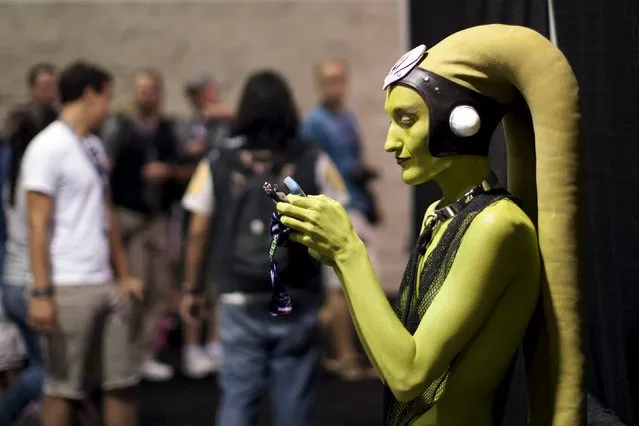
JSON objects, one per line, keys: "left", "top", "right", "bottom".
{"left": 333, "top": 201, "right": 537, "bottom": 402}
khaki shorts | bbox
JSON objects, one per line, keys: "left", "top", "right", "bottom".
{"left": 42, "top": 283, "right": 139, "bottom": 399}
{"left": 116, "top": 208, "right": 174, "bottom": 361}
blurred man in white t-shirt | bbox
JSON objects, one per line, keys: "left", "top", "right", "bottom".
{"left": 20, "top": 61, "right": 142, "bottom": 426}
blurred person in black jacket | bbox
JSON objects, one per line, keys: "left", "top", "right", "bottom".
{"left": 25, "top": 63, "right": 59, "bottom": 118}
{"left": 102, "top": 69, "right": 194, "bottom": 383}
{"left": 0, "top": 99, "right": 57, "bottom": 426}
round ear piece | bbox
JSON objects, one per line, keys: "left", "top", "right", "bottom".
{"left": 449, "top": 105, "right": 481, "bottom": 137}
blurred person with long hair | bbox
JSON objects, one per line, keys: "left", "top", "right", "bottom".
{"left": 179, "top": 70, "right": 348, "bottom": 426}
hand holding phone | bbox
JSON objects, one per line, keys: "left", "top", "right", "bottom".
{"left": 263, "top": 182, "right": 289, "bottom": 204}
{"left": 262, "top": 177, "right": 308, "bottom": 317}
{"left": 263, "top": 176, "right": 306, "bottom": 204}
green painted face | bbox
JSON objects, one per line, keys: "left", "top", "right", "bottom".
{"left": 384, "top": 85, "right": 453, "bottom": 186}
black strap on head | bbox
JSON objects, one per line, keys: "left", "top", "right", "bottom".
{"left": 383, "top": 45, "right": 509, "bottom": 158}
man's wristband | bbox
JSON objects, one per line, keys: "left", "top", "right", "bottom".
{"left": 31, "top": 287, "right": 53, "bottom": 298}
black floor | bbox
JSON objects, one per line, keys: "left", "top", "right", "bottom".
{"left": 136, "top": 317, "right": 384, "bottom": 426}
{"left": 139, "top": 353, "right": 383, "bottom": 426}
{"left": 135, "top": 319, "right": 531, "bottom": 426}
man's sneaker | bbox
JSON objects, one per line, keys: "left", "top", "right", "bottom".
{"left": 140, "top": 359, "right": 174, "bottom": 382}
{"left": 204, "top": 342, "right": 223, "bottom": 371}
{"left": 183, "top": 348, "right": 215, "bottom": 379}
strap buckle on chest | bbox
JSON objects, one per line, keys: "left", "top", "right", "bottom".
{"left": 433, "top": 171, "right": 499, "bottom": 221}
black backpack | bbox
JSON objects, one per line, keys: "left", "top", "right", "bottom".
{"left": 208, "top": 140, "right": 320, "bottom": 294}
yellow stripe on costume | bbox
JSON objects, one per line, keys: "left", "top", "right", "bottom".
{"left": 324, "top": 159, "right": 347, "bottom": 195}
{"left": 186, "top": 162, "right": 211, "bottom": 196}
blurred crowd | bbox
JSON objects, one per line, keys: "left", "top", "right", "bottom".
{"left": 0, "top": 58, "right": 382, "bottom": 426}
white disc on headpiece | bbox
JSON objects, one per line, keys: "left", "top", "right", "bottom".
{"left": 449, "top": 105, "right": 481, "bottom": 137}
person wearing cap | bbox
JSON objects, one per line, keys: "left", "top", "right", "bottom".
{"left": 182, "top": 74, "right": 234, "bottom": 157}
{"left": 175, "top": 74, "right": 235, "bottom": 378}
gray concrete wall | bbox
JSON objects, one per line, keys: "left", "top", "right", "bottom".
{"left": 0, "top": 0, "right": 410, "bottom": 292}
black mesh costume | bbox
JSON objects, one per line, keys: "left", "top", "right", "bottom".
{"left": 383, "top": 189, "right": 520, "bottom": 425}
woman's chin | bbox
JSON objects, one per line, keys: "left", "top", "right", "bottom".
{"left": 401, "top": 168, "right": 428, "bottom": 186}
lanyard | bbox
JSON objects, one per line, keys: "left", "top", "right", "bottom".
{"left": 61, "top": 121, "right": 109, "bottom": 193}
{"left": 59, "top": 120, "right": 110, "bottom": 234}
{"left": 267, "top": 211, "right": 293, "bottom": 316}
{"left": 83, "top": 142, "right": 109, "bottom": 191}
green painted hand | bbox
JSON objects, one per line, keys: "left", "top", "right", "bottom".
{"left": 276, "top": 194, "right": 361, "bottom": 265}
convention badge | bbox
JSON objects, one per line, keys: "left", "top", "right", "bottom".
{"left": 192, "top": 123, "right": 207, "bottom": 140}
{"left": 383, "top": 44, "right": 428, "bottom": 90}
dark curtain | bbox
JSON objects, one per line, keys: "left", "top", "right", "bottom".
{"left": 408, "top": 0, "right": 639, "bottom": 424}
{"left": 408, "top": 0, "right": 548, "bottom": 243}
{"left": 554, "top": 0, "right": 638, "bottom": 424}
{"left": 407, "top": 2, "right": 549, "bottom": 425}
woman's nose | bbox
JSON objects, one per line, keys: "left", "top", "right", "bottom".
{"left": 384, "top": 127, "right": 402, "bottom": 153}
